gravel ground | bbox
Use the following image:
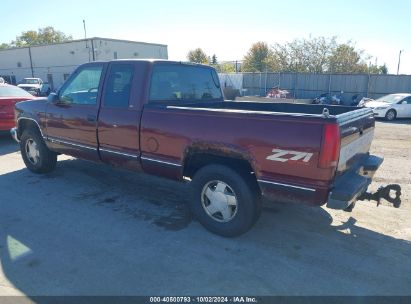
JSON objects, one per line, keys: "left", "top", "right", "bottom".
{"left": 0, "top": 120, "right": 410, "bottom": 297}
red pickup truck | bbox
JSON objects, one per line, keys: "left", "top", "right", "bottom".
{"left": 11, "top": 60, "right": 383, "bottom": 237}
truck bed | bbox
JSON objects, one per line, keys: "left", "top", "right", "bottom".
{"left": 165, "top": 101, "right": 372, "bottom": 122}
{"left": 142, "top": 101, "right": 375, "bottom": 206}
{"left": 166, "top": 101, "right": 375, "bottom": 173}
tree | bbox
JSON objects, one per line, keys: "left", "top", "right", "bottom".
{"left": 211, "top": 54, "right": 218, "bottom": 65}
{"left": 379, "top": 64, "right": 388, "bottom": 74}
{"left": 272, "top": 36, "right": 337, "bottom": 73}
{"left": 187, "top": 48, "right": 208, "bottom": 64}
{"left": 368, "top": 63, "right": 388, "bottom": 74}
{"left": 242, "top": 42, "right": 279, "bottom": 72}
{"left": 215, "top": 62, "right": 236, "bottom": 73}
{"left": 267, "top": 36, "right": 383, "bottom": 74}
{"left": 328, "top": 43, "right": 368, "bottom": 73}
{"left": 0, "top": 43, "right": 9, "bottom": 49}
{"left": 12, "top": 26, "right": 72, "bottom": 47}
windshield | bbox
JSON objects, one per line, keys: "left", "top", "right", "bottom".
{"left": 0, "top": 85, "right": 34, "bottom": 98}
{"left": 375, "top": 94, "right": 405, "bottom": 104}
{"left": 21, "top": 79, "right": 39, "bottom": 84}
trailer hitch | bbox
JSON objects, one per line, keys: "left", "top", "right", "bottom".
{"left": 358, "top": 184, "right": 402, "bottom": 208}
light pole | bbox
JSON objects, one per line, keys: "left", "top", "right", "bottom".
{"left": 83, "top": 20, "right": 87, "bottom": 39}
{"left": 397, "top": 50, "right": 404, "bottom": 75}
{"left": 83, "top": 20, "right": 91, "bottom": 62}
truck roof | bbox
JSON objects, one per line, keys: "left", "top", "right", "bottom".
{"left": 93, "top": 59, "right": 211, "bottom": 68}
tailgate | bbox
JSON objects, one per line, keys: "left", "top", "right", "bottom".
{"left": 336, "top": 108, "right": 375, "bottom": 173}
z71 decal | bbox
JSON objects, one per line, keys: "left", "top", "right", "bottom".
{"left": 266, "top": 149, "right": 313, "bottom": 163}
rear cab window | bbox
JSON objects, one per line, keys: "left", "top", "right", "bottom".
{"left": 148, "top": 63, "right": 223, "bottom": 104}
{"left": 103, "top": 63, "right": 134, "bottom": 108}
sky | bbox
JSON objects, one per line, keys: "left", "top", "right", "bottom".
{"left": 1, "top": 0, "right": 411, "bottom": 74}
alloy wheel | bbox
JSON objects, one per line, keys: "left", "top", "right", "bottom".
{"left": 201, "top": 180, "right": 238, "bottom": 222}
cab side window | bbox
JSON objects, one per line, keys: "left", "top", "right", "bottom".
{"left": 60, "top": 65, "right": 103, "bottom": 105}
{"left": 103, "top": 64, "right": 134, "bottom": 108}
{"left": 402, "top": 97, "right": 411, "bottom": 104}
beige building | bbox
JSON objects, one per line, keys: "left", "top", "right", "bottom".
{"left": 0, "top": 37, "right": 168, "bottom": 90}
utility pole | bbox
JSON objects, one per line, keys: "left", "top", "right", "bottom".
{"left": 264, "top": 64, "right": 268, "bottom": 96}
{"left": 28, "top": 47, "right": 34, "bottom": 77}
{"left": 397, "top": 50, "right": 404, "bottom": 75}
{"left": 83, "top": 20, "right": 87, "bottom": 39}
{"left": 83, "top": 20, "right": 91, "bottom": 62}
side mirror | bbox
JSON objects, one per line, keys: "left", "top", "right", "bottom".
{"left": 48, "top": 92, "right": 59, "bottom": 103}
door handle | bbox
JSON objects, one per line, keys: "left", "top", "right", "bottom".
{"left": 87, "top": 114, "right": 96, "bottom": 122}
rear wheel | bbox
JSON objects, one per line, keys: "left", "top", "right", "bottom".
{"left": 385, "top": 109, "right": 396, "bottom": 121}
{"left": 20, "top": 128, "right": 57, "bottom": 173}
{"left": 190, "top": 164, "right": 261, "bottom": 237}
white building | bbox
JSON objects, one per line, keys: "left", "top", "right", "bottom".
{"left": 0, "top": 37, "right": 168, "bottom": 90}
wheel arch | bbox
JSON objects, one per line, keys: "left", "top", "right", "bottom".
{"left": 182, "top": 144, "right": 261, "bottom": 195}
{"left": 17, "top": 117, "right": 44, "bottom": 140}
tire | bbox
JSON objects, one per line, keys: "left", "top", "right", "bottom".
{"left": 385, "top": 109, "right": 396, "bottom": 121}
{"left": 20, "top": 127, "right": 57, "bottom": 174}
{"left": 190, "top": 164, "right": 261, "bottom": 237}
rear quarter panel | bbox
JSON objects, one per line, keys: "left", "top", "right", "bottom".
{"left": 140, "top": 106, "right": 335, "bottom": 205}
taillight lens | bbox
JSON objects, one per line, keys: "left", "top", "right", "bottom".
{"left": 319, "top": 124, "right": 340, "bottom": 169}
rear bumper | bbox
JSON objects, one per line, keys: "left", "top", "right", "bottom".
{"left": 327, "top": 154, "right": 383, "bottom": 209}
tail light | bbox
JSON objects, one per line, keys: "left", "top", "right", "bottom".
{"left": 318, "top": 124, "right": 340, "bottom": 169}
{"left": 0, "top": 104, "right": 13, "bottom": 119}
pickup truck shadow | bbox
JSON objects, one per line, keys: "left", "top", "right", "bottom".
{"left": 0, "top": 158, "right": 410, "bottom": 296}
{"left": 53, "top": 158, "right": 192, "bottom": 231}
{"left": 0, "top": 133, "right": 18, "bottom": 155}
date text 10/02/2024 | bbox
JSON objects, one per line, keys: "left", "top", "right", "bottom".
{"left": 149, "top": 297, "right": 258, "bottom": 303}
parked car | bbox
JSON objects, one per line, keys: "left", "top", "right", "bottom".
{"left": 17, "top": 77, "right": 44, "bottom": 96}
{"left": 0, "top": 84, "right": 34, "bottom": 131}
{"left": 39, "top": 82, "right": 52, "bottom": 96}
{"left": 365, "top": 93, "right": 411, "bottom": 121}
{"left": 11, "top": 60, "right": 383, "bottom": 237}
{"left": 0, "top": 75, "right": 17, "bottom": 85}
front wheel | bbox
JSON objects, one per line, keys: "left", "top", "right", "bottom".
{"left": 190, "top": 165, "right": 261, "bottom": 237}
{"left": 385, "top": 109, "right": 396, "bottom": 121}
{"left": 20, "top": 128, "right": 57, "bottom": 173}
